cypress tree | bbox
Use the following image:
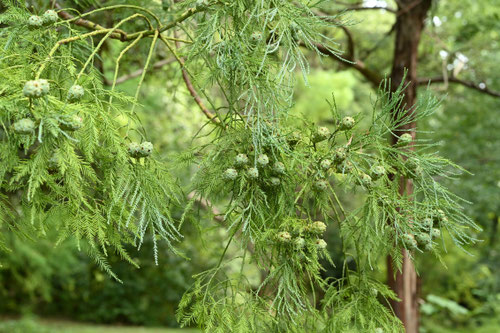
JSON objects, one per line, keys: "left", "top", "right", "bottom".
{"left": 0, "top": 1, "right": 479, "bottom": 331}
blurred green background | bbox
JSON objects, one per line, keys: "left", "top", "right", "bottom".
{"left": 1, "top": 0, "right": 499, "bottom": 332}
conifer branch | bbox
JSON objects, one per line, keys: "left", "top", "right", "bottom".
{"left": 36, "top": 29, "right": 113, "bottom": 79}
{"left": 55, "top": 3, "right": 128, "bottom": 40}
{"left": 417, "top": 76, "right": 500, "bottom": 98}
{"left": 76, "top": 14, "right": 145, "bottom": 80}
{"left": 55, "top": 3, "right": 204, "bottom": 42}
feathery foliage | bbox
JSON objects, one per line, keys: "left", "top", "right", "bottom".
{"left": 0, "top": 0, "right": 479, "bottom": 331}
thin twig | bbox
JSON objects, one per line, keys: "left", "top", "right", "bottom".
{"left": 187, "top": 192, "right": 255, "bottom": 255}
{"left": 345, "top": 6, "right": 397, "bottom": 14}
{"left": 55, "top": 3, "right": 128, "bottom": 40}
{"left": 309, "top": 42, "right": 383, "bottom": 86}
{"left": 417, "top": 77, "right": 500, "bottom": 98}
{"left": 159, "top": 34, "right": 220, "bottom": 124}
{"left": 55, "top": 2, "right": 202, "bottom": 42}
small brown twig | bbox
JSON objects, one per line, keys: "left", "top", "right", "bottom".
{"left": 55, "top": 3, "right": 128, "bottom": 41}
{"left": 159, "top": 34, "right": 220, "bottom": 124}
{"left": 417, "top": 76, "right": 500, "bottom": 98}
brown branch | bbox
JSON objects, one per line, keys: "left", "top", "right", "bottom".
{"left": 340, "top": 26, "right": 355, "bottom": 61}
{"left": 418, "top": 76, "right": 500, "bottom": 98}
{"left": 359, "top": 23, "right": 396, "bottom": 60}
{"left": 56, "top": 2, "right": 218, "bottom": 122}
{"left": 396, "top": 0, "right": 423, "bottom": 16}
{"left": 345, "top": 6, "right": 397, "bottom": 14}
{"left": 311, "top": 42, "right": 383, "bottom": 86}
{"left": 339, "top": 0, "right": 422, "bottom": 16}
{"left": 103, "top": 58, "right": 176, "bottom": 86}
{"left": 55, "top": 3, "right": 128, "bottom": 40}
{"left": 55, "top": 2, "right": 201, "bottom": 42}
{"left": 333, "top": 0, "right": 363, "bottom": 5}
{"left": 164, "top": 34, "right": 220, "bottom": 124}
{"left": 312, "top": 11, "right": 383, "bottom": 86}
{"left": 181, "top": 69, "right": 220, "bottom": 123}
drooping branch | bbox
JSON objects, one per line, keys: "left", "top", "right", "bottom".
{"left": 312, "top": 13, "right": 384, "bottom": 86}
{"left": 55, "top": 2, "right": 203, "bottom": 42}
{"left": 55, "top": 3, "right": 127, "bottom": 40}
{"left": 417, "top": 76, "right": 500, "bottom": 98}
{"left": 55, "top": 2, "right": 217, "bottom": 123}
{"left": 312, "top": 42, "right": 383, "bottom": 86}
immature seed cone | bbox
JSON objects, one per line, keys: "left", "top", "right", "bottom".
{"left": 257, "top": 154, "right": 269, "bottom": 166}
{"left": 59, "top": 115, "right": 83, "bottom": 131}
{"left": 28, "top": 15, "right": 43, "bottom": 27}
{"left": 320, "top": 159, "right": 332, "bottom": 170}
{"left": 339, "top": 116, "right": 355, "bottom": 130}
{"left": 138, "top": 141, "right": 153, "bottom": 157}
{"left": 127, "top": 142, "right": 141, "bottom": 158}
{"left": 234, "top": 153, "right": 249, "bottom": 167}
{"left": 309, "top": 221, "right": 327, "bottom": 235}
{"left": 43, "top": 10, "right": 58, "bottom": 24}
{"left": 250, "top": 31, "right": 263, "bottom": 43}
{"left": 422, "top": 217, "right": 433, "bottom": 230}
{"left": 402, "top": 233, "right": 418, "bottom": 250}
{"left": 434, "top": 209, "right": 448, "bottom": 225}
{"left": 224, "top": 168, "right": 238, "bottom": 180}
{"left": 333, "top": 147, "right": 347, "bottom": 163}
{"left": 269, "top": 177, "right": 281, "bottom": 186}
{"left": 13, "top": 118, "right": 35, "bottom": 134}
{"left": 312, "top": 126, "right": 330, "bottom": 143}
{"left": 370, "top": 165, "right": 385, "bottom": 180}
{"left": 294, "top": 237, "right": 305, "bottom": 249}
{"left": 430, "top": 228, "right": 441, "bottom": 239}
{"left": 315, "top": 239, "right": 327, "bottom": 249}
{"left": 398, "top": 133, "right": 413, "bottom": 146}
{"left": 247, "top": 167, "right": 259, "bottom": 179}
{"left": 67, "top": 85, "right": 84, "bottom": 102}
{"left": 415, "top": 233, "right": 431, "bottom": 246}
{"left": 277, "top": 231, "right": 292, "bottom": 243}
{"left": 358, "top": 173, "right": 372, "bottom": 187}
{"left": 314, "top": 179, "right": 328, "bottom": 191}
{"left": 23, "top": 79, "right": 49, "bottom": 98}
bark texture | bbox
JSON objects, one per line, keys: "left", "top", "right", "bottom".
{"left": 388, "top": 1, "right": 432, "bottom": 332}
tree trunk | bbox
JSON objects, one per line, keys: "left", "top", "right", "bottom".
{"left": 388, "top": 1, "right": 432, "bottom": 332}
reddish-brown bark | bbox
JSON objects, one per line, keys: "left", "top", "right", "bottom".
{"left": 388, "top": 1, "right": 432, "bottom": 332}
